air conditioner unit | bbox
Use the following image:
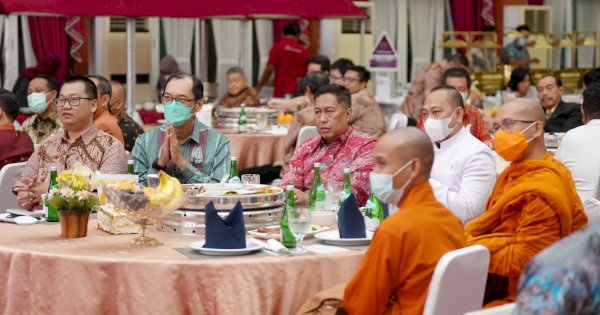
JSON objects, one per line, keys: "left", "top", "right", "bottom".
{"left": 335, "top": 1, "right": 374, "bottom": 65}
{"left": 503, "top": 5, "right": 553, "bottom": 70}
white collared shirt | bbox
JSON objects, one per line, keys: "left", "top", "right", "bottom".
{"left": 429, "top": 127, "right": 497, "bottom": 224}
{"left": 555, "top": 119, "right": 600, "bottom": 202}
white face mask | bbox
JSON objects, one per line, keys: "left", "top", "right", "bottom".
{"left": 370, "top": 159, "right": 414, "bottom": 206}
{"left": 423, "top": 108, "right": 459, "bottom": 142}
{"left": 459, "top": 91, "right": 469, "bottom": 103}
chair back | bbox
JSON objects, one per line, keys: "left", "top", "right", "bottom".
{"left": 0, "top": 162, "right": 26, "bottom": 213}
{"left": 463, "top": 303, "right": 516, "bottom": 315}
{"left": 296, "top": 126, "right": 318, "bottom": 151}
{"left": 422, "top": 245, "right": 490, "bottom": 315}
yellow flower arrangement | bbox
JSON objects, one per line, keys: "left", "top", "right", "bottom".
{"left": 47, "top": 163, "right": 98, "bottom": 213}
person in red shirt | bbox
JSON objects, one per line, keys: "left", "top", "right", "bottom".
{"left": 0, "top": 89, "right": 34, "bottom": 171}
{"left": 256, "top": 23, "right": 310, "bottom": 97}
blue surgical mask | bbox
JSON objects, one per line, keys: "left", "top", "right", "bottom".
{"left": 163, "top": 100, "right": 192, "bottom": 127}
{"left": 27, "top": 92, "right": 50, "bottom": 114}
{"left": 369, "top": 159, "right": 414, "bottom": 206}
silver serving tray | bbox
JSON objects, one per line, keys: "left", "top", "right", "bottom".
{"left": 156, "top": 207, "right": 283, "bottom": 236}
{"left": 181, "top": 183, "right": 285, "bottom": 210}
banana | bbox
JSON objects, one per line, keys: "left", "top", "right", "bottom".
{"left": 148, "top": 171, "right": 185, "bottom": 209}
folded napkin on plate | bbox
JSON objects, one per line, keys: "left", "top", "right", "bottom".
{"left": 204, "top": 201, "right": 246, "bottom": 249}
{"left": 337, "top": 194, "right": 366, "bottom": 238}
{"left": 382, "top": 202, "right": 389, "bottom": 219}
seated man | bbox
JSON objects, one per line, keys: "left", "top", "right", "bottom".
{"left": 14, "top": 76, "right": 128, "bottom": 210}
{"left": 329, "top": 58, "right": 354, "bottom": 85}
{"left": 0, "top": 89, "right": 34, "bottom": 170}
{"left": 536, "top": 74, "right": 582, "bottom": 132}
{"left": 22, "top": 74, "right": 63, "bottom": 145}
{"left": 217, "top": 67, "right": 259, "bottom": 108}
{"left": 555, "top": 83, "right": 600, "bottom": 202}
{"left": 87, "top": 75, "right": 125, "bottom": 146}
{"left": 343, "top": 65, "right": 387, "bottom": 138}
{"left": 281, "top": 84, "right": 375, "bottom": 206}
{"left": 344, "top": 127, "right": 465, "bottom": 314}
{"left": 132, "top": 73, "right": 231, "bottom": 185}
{"left": 465, "top": 98, "right": 588, "bottom": 307}
{"left": 109, "top": 80, "right": 145, "bottom": 152}
{"left": 418, "top": 67, "right": 491, "bottom": 144}
{"left": 422, "top": 85, "right": 496, "bottom": 223}
{"left": 514, "top": 224, "right": 600, "bottom": 314}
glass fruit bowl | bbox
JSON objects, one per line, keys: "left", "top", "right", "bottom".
{"left": 102, "top": 184, "right": 190, "bottom": 247}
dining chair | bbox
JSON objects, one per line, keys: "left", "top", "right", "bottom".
{"left": 463, "top": 303, "right": 516, "bottom": 315}
{"left": 422, "top": 244, "right": 490, "bottom": 315}
{"left": 296, "top": 126, "right": 318, "bottom": 151}
{"left": 0, "top": 162, "right": 27, "bottom": 213}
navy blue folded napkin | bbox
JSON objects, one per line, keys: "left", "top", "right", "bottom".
{"left": 382, "top": 202, "right": 389, "bottom": 219}
{"left": 337, "top": 194, "right": 366, "bottom": 238}
{"left": 204, "top": 201, "right": 246, "bottom": 249}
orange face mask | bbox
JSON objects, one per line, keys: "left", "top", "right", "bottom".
{"left": 493, "top": 123, "right": 535, "bottom": 162}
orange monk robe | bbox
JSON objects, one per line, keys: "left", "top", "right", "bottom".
{"left": 344, "top": 182, "right": 465, "bottom": 315}
{"left": 465, "top": 152, "right": 587, "bottom": 306}
{"left": 94, "top": 110, "right": 125, "bottom": 146}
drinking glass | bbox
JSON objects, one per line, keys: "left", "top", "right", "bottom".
{"left": 241, "top": 174, "right": 261, "bottom": 185}
{"left": 147, "top": 174, "right": 160, "bottom": 188}
{"left": 256, "top": 114, "right": 268, "bottom": 129}
{"left": 288, "top": 207, "right": 311, "bottom": 254}
{"left": 325, "top": 181, "right": 343, "bottom": 212}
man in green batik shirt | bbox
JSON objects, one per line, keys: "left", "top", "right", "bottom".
{"left": 131, "top": 74, "right": 230, "bottom": 185}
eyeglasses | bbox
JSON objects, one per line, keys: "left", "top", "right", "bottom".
{"left": 492, "top": 118, "right": 535, "bottom": 133}
{"left": 161, "top": 95, "right": 195, "bottom": 104}
{"left": 343, "top": 77, "right": 360, "bottom": 84}
{"left": 56, "top": 97, "right": 94, "bottom": 107}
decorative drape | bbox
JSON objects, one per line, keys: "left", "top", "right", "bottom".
{"left": 408, "top": 0, "right": 437, "bottom": 80}
{"left": 162, "top": 18, "right": 195, "bottom": 74}
{"left": 575, "top": 0, "right": 600, "bottom": 69}
{"left": 65, "top": 17, "right": 83, "bottom": 63}
{"left": 212, "top": 19, "right": 242, "bottom": 98}
{"left": 20, "top": 17, "right": 37, "bottom": 68}
{"left": 544, "top": 0, "right": 572, "bottom": 69}
{"left": 449, "top": 0, "right": 478, "bottom": 32}
{"left": 2, "top": 16, "right": 19, "bottom": 90}
{"left": 255, "top": 20, "right": 273, "bottom": 84}
{"left": 27, "top": 16, "right": 70, "bottom": 83}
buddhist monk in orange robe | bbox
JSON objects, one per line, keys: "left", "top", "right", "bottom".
{"left": 465, "top": 98, "right": 587, "bottom": 307}
{"left": 343, "top": 127, "right": 465, "bottom": 315}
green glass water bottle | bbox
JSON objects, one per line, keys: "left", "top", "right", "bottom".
{"left": 228, "top": 157, "right": 241, "bottom": 184}
{"left": 338, "top": 168, "right": 353, "bottom": 206}
{"left": 365, "top": 191, "right": 383, "bottom": 222}
{"left": 46, "top": 166, "right": 59, "bottom": 222}
{"left": 238, "top": 103, "right": 248, "bottom": 133}
{"left": 308, "top": 163, "right": 326, "bottom": 211}
{"left": 127, "top": 159, "right": 134, "bottom": 174}
{"left": 281, "top": 185, "right": 298, "bottom": 248}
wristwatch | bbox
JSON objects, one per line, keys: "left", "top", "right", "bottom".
{"left": 152, "top": 159, "right": 168, "bottom": 172}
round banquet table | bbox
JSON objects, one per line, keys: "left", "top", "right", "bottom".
{"left": 219, "top": 130, "right": 287, "bottom": 170}
{"left": 0, "top": 220, "right": 364, "bottom": 315}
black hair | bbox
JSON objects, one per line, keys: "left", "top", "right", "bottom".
{"left": 447, "top": 53, "right": 469, "bottom": 68}
{"left": 30, "top": 74, "right": 59, "bottom": 92}
{"left": 61, "top": 75, "right": 98, "bottom": 99}
{"left": 163, "top": 73, "right": 204, "bottom": 100}
{"left": 331, "top": 58, "right": 354, "bottom": 75}
{"left": 304, "top": 72, "right": 330, "bottom": 94}
{"left": 226, "top": 67, "right": 246, "bottom": 77}
{"left": 583, "top": 83, "right": 600, "bottom": 118}
{"left": 583, "top": 68, "right": 600, "bottom": 87}
{"left": 429, "top": 85, "right": 464, "bottom": 108}
{"left": 0, "top": 88, "right": 20, "bottom": 121}
{"left": 516, "top": 25, "right": 531, "bottom": 32}
{"left": 283, "top": 23, "right": 301, "bottom": 37}
{"left": 347, "top": 65, "right": 370, "bottom": 83}
{"left": 87, "top": 74, "right": 112, "bottom": 105}
{"left": 308, "top": 55, "right": 331, "bottom": 72}
{"left": 508, "top": 67, "right": 531, "bottom": 92}
{"left": 539, "top": 74, "right": 563, "bottom": 87}
{"left": 314, "top": 84, "right": 352, "bottom": 109}
{"left": 442, "top": 67, "right": 472, "bottom": 89}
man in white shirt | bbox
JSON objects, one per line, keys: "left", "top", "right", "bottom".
{"left": 555, "top": 83, "right": 600, "bottom": 202}
{"left": 421, "top": 85, "right": 496, "bottom": 223}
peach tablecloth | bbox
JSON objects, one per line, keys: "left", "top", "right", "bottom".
{"left": 0, "top": 221, "right": 364, "bottom": 315}
{"left": 221, "top": 131, "right": 287, "bottom": 170}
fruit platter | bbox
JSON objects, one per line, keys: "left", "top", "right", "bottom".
{"left": 102, "top": 171, "right": 190, "bottom": 247}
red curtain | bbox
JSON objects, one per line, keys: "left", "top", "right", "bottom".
{"left": 28, "top": 16, "right": 70, "bottom": 83}
{"left": 528, "top": 0, "right": 544, "bottom": 5}
{"left": 450, "top": 0, "right": 478, "bottom": 32}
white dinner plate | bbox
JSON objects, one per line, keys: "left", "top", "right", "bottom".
{"left": 190, "top": 239, "right": 263, "bottom": 256}
{"left": 0, "top": 213, "right": 40, "bottom": 224}
{"left": 314, "top": 230, "right": 374, "bottom": 246}
{"left": 248, "top": 224, "right": 330, "bottom": 240}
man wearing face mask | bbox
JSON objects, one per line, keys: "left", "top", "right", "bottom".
{"left": 502, "top": 25, "right": 540, "bottom": 70}
{"left": 417, "top": 67, "right": 491, "bottom": 144}
{"left": 422, "top": 85, "right": 496, "bottom": 223}
{"left": 131, "top": 74, "right": 231, "bottom": 185}
{"left": 465, "top": 98, "right": 587, "bottom": 307}
{"left": 344, "top": 127, "right": 465, "bottom": 315}
{"left": 22, "top": 75, "right": 63, "bottom": 145}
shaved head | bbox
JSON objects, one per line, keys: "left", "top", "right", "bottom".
{"left": 500, "top": 98, "right": 546, "bottom": 125}
{"left": 374, "top": 127, "right": 433, "bottom": 184}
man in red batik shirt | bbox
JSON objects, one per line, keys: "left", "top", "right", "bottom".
{"left": 256, "top": 23, "right": 310, "bottom": 97}
{"left": 281, "top": 84, "right": 376, "bottom": 206}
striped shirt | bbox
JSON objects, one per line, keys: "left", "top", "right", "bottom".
{"left": 131, "top": 119, "right": 230, "bottom": 185}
